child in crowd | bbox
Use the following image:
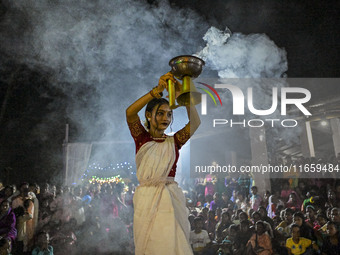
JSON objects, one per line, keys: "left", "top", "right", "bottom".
{"left": 190, "top": 217, "right": 211, "bottom": 255}
{"left": 31, "top": 231, "right": 53, "bottom": 255}
{"left": 285, "top": 224, "right": 318, "bottom": 255}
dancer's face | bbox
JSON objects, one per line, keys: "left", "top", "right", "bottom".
{"left": 149, "top": 104, "right": 172, "bottom": 131}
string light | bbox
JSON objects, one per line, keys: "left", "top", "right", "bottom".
{"left": 81, "top": 161, "right": 135, "bottom": 185}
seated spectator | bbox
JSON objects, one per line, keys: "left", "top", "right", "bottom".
{"left": 258, "top": 206, "right": 274, "bottom": 229}
{"left": 314, "top": 213, "right": 327, "bottom": 232}
{"left": 190, "top": 217, "right": 211, "bottom": 255}
{"left": 321, "top": 221, "right": 340, "bottom": 255}
{"left": 325, "top": 189, "right": 337, "bottom": 209}
{"left": 286, "top": 192, "right": 301, "bottom": 210}
{"left": 246, "top": 221, "right": 273, "bottom": 255}
{"left": 234, "top": 220, "right": 253, "bottom": 254}
{"left": 293, "top": 212, "right": 316, "bottom": 241}
{"left": 205, "top": 210, "right": 217, "bottom": 240}
{"left": 215, "top": 211, "right": 233, "bottom": 243}
{"left": 330, "top": 207, "right": 340, "bottom": 228}
{"left": 305, "top": 205, "right": 317, "bottom": 228}
{"left": 219, "top": 224, "right": 238, "bottom": 255}
{"left": 235, "top": 191, "right": 248, "bottom": 212}
{"left": 31, "top": 231, "right": 53, "bottom": 255}
{"left": 0, "top": 238, "right": 11, "bottom": 255}
{"left": 51, "top": 221, "right": 77, "bottom": 255}
{"left": 285, "top": 224, "right": 318, "bottom": 255}
{"left": 0, "top": 200, "right": 17, "bottom": 245}
{"left": 276, "top": 208, "right": 294, "bottom": 237}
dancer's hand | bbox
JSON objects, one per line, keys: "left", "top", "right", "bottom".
{"left": 157, "top": 72, "right": 177, "bottom": 93}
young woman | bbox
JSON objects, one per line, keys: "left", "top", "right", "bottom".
{"left": 246, "top": 221, "right": 273, "bottom": 255}
{"left": 126, "top": 72, "right": 200, "bottom": 255}
{"left": 321, "top": 221, "right": 340, "bottom": 255}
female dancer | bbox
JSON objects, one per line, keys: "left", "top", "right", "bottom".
{"left": 126, "top": 72, "right": 200, "bottom": 255}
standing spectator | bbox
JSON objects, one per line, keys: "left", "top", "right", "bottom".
{"left": 12, "top": 203, "right": 33, "bottom": 254}
{"left": 250, "top": 186, "right": 262, "bottom": 212}
{"left": 11, "top": 183, "right": 34, "bottom": 252}
{"left": 29, "top": 183, "right": 40, "bottom": 235}
{"left": 280, "top": 181, "right": 293, "bottom": 203}
{"left": 238, "top": 173, "right": 251, "bottom": 196}
{"left": 210, "top": 192, "right": 223, "bottom": 211}
{"left": 71, "top": 186, "right": 85, "bottom": 226}
{"left": 0, "top": 200, "right": 16, "bottom": 245}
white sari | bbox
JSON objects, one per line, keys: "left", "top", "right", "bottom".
{"left": 133, "top": 136, "right": 193, "bottom": 255}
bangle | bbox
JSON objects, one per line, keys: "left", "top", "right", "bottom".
{"left": 150, "top": 87, "right": 162, "bottom": 98}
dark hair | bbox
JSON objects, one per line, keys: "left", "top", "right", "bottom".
{"left": 23, "top": 199, "right": 32, "bottom": 209}
{"left": 145, "top": 98, "right": 171, "bottom": 130}
{"left": 13, "top": 206, "right": 25, "bottom": 218}
{"left": 290, "top": 223, "right": 300, "bottom": 231}
{"left": 19, "top": 182, "right": 29, "bottom": 189}
{"left": 256, "top": 220, "right": 265, "bottom": 228}
{"left": 285, "top": 208, "right": 295, "bottom": 215}
{"left": 193, "top": 217, "right": 203, "bottom": 224}
{"left": 0, "top": 200, "right": 9, "bottom": 206}
{"left": 252, "top": 211, "right": 261, "bottom": 218}
{"left": 316, "top": 213, "right": 327, "bottom": 220}
{"left": 327, "top": 221, "right": 338, "bottom": 229}
{"left": 293, "top": 211, "right": 305, "bottom": 221}
{"left": 229, "top": 224, "right": 238, "bottom": 232}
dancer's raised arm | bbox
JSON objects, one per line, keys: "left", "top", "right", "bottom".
{"left": 126, "top": 72, "right": 177, "bottom": 123}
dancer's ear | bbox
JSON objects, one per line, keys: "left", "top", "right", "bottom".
{"left": 145, "top": 111, "right": 152, "bottom": 119}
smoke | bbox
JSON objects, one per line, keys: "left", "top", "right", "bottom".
{"left": 197, "top": 26, "right": 287, "bottom": 78}
{"left": 191, "top": 26, "right": 301, "bottom": 170}
{"left": 0, "top": 0, "right": 209, "bottom": 172}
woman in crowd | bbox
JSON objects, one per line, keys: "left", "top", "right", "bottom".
{"left": 126, "top": 72, "right": 200, "bottom": 255}
{"left": 215, "top": 211, "right": 233, "bottom": 243}
{"left": 247, "top": 221, "right": 273, "bottom": 255}
{"left": 321, "top": 221, "right": 340, "bottom": 255}
{"left": 0, "top": 200, "right": 16, "bottom": 246}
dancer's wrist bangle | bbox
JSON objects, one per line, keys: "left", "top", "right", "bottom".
{"left": 150, "top": 87, "right": 162, "bottom": 98}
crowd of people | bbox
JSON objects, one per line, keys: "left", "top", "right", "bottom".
{"left": 1, "top": 160, "right": 340, "bottom": 254}
{"left": 0, "top": 181, "right": 134, "bottom": 255}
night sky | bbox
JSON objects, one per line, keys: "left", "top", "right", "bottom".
{"left": 0, "top": 0, "right": 339, "bottom": 184}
